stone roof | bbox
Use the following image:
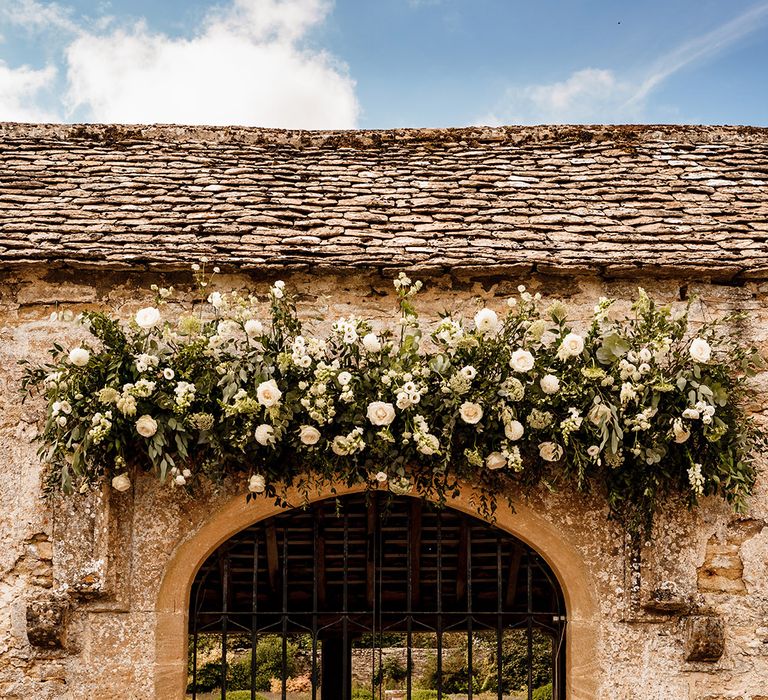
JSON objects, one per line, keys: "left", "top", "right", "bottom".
{"left": 1, "top": 122, "right": 767, "bottom": 279}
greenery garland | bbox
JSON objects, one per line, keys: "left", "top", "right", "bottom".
{"left": 21, "top": 269, "right": 766, "bottom": 535}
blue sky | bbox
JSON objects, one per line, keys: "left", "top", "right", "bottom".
{"left": 0, "top": 0, "right": 767, "bottom": 128}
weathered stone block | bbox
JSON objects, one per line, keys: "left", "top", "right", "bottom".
{"left": 642, "top": 580, "right": 690, "bottom": 614}
{"left": 26, "top": 594, "right": 69, "bottom": 649}
{"left": 685, "top": 615, "right": 725, "bottom": 662}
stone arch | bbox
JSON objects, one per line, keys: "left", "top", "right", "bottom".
{"left": 154, "top": 482, "right": 601, "bottom": 698}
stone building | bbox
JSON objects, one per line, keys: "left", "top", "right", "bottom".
{"left": 0, "top": 122, "right": 767, "bottom": 699}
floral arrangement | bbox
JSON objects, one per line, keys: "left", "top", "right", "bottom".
{"left": 21, "top": 269, "right": 766, "bottom": 534}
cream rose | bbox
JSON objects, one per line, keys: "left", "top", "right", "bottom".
{"left": 485, "top": 452, "right": 507, "bottom": 470}
{"left": 337, "top": 371, "right": 352, "bottom": 386}
{"left": 254, "top": 424, "right": 275, "bottom": 446}
{"left": 299, "top": 425, "right": 321, "bottom": 445}
{"left": 68, "top": 347, "right": 90, "bottom": 367}
{"left": 505, "top": 420, "right": 524, "bottom": 441}
{"left": 539, "top": 442, "right": 563, "bottom": 462}
{"left": 588, "top": 403, "right": 612, "bottom": 426}
{"left": 459, "top": 401, "right": 483, "bottom": 424}
{"left": 367, "top": 401, "right": 396, "bottom": 426}
{"left": 248, "top": 474, "right": 266, "bottom": 493}
{"left": 559, "top": 332, "right": 584, "bottom": 358}
{"left": 510, "top": 349, "right": 535, "bottom": 373}
{"left": 135, "top": 414, "right": 158, "bottom": 438}
{"left": 244, "top": 319, "right": 263, "bottom": 337}
{"left": 689, "top": 338, "right": 711, "bottom": 363}
{"left": 111, "top": 473, "right": 131, "bottom": 492}
{"left": 539, "top": 374, "right": 560, "bottom": 394}
{"left": 135, "top": 306, "right": 161, "bottom": 329}
{"left": 362, "top": 333, "right": 381, "bottom": 352}
{"left": 474, "top": 308, "right": 499, "bottom": 335}
{"left": 256, "top": 379, "right": 282, "bottom": 408}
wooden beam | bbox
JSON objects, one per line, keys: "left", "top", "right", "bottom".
{"left": 266, "top": 521, "right": 279, "bottom": 593}
{"left": 315, "top": 507, "right": 327, "bottom": 608}
{"left": 505, "top": 543, "right": 523, "bottom": 608}
{"left": 366, "top": 493, "right": 377, "bottom": 608}
{"left": 409, "top": 499, "right": 422, "bottom": 607}
{"left": 456, "top": 519, "right": 468, "bottom": 603}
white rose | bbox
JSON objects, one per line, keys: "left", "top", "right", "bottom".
{"left": 375, "top": 471, "right": 388, "bottom": 483}
{"left": 459, "top": 401, "right": 483, "bottom": 424}
{"left": 135, "top": 306, "right": 161, "bottom": 329}
{"left": 539, "top": 374, "right": 560, "bottom": 394}
{"left": 485, "top": 452, "right": 507, "bottom": 470}
{"left": 539, "top": 442, "right": 564, "bottom": 462}
{"left": 505, "top": 420, "right": 524, "bottom": 441}
{"left": 682, "top": 408, "right": 700, "bottom": 420}
{"left": 111, "top": 473, "right": 131, "bottom": 492}
{"left": 337, "top": 371, "right": 352, "bottom": 386}
{"left": 559, "top": 332, "right": 584, "bottom": 357}
{"left": 672, "top": 419, "right": 690, "bottom": 443}
{"left": 474, "top": 308, "right": 499, "bottom": 335}
{"left": 331, "top": 436, "right": 347, "bottom": 455}
{"left": 256, "top": 379, "right": 282, "bottom": 408}
{"left": 367, "top": 401, "right": 396, "bottom": 426}
{"left": 68, "top": 347, "right": 90, "bottom": 367}
{"left": 689, "top": 338, "right": 711, "bottom": 363}
{"left": 510, "top": 349, "right": 535, "bottom": 373}
{"left": 362, "top": 333, "right": 381, "bottom": 352}
{"left": 244, "top": 319, "right": 263, "bottom": 337}
{"left": 207, "top": 292, "right": 224, "bottom": 309}
{"left": 248, "top": 474, "right": 266, "bottom": 493}
{"left": 588, "top": 403, "right": 612, "bottom": 426}
{"left": 254, "top": 424, "right": 275, "bottom": 446}
{"left": 299, "top": 425, "right": 321, "bottom": 445}
{"left": 135, "top": 414, "right": 158, "bottom": 438}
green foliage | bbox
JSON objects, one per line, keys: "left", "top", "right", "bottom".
{"left": 22, "top": 274, "right": 767, "bottom": 535}
{"left": 533, "top": 682, "right": 553, "bottom": 700}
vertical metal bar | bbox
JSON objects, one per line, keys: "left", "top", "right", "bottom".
{"left": 192, "top": 598, "right": 199, "bottom": 700}
{"left": 436, "top": 511, "right": 443, "bottom": 700}
{"left": 406, "top": 501, "right": 413, "bottom": 700}
{"left": 281, "top": 528, "right": 289, "bottom": 700}
{"left": 221, "top": 552, "right": 229, "bottom": 700}
{"left": 466, "top": 519, "right": 473, "bottom": 700}
{"left": 527, "top": 552, "right": 533, "bottom": 700}
{"left": 343, "top": 511, "right": 350, "bottom": 700}
{"left": 496, "top": 537, "right": 503, "bottom": 700}
{"left": 251, "top": 532, "right": 259, "bottom": 700}
{"left": 312, "top": 509, "right": 319, "bottom": 700}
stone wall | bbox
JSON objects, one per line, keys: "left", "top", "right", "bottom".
{"left": 1, "top": 265, "right": 767, "bottom": 699}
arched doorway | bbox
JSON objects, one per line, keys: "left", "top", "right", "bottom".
{"left": 187, "top": 493, "right": 566, "bottom": 699}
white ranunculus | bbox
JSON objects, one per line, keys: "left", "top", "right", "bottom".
{"left": 539, "top": 442, "right": 564, "bottom": 462}
{"left": 135, "top": 414, "right": 158, "bottom": 438}
{"left": 248, "top": 474, "right": 266, "bottom": 493}
{"left": 672, "top": 419, "right": 690, "bottom": 443}
{"left": 505, "top": 420, "right": 524, "bottom": 441}
{"left": 244, "top": 319, "right": 263, "bottom": 337}
{"left": 485, "top": 452, "right": 507, "bottom": 470}
{"left": 460, "top": 365, "right": 477, "bottom": 380}
{"left": 362, "top": 333, "right": 381, "bottom": 353}
{"left": 111, "top": 473, "right": 131, "bottom": 492}
{"left": 689, "top": 338, "right": 711, "bottom": 363}
{"left": 539, "top": 374, "right": 560, "bottom": 394}
{"left": 367, "top": 401, "right": 396, "bottom": 426}
{"left": 207, "top": 292, "right": 224, "bottom": 309}
{"left": 559, "top": 332, "right": 584, "bottom": 357}
{"left": 299, "top": 425, "right": 321, "bottom": 445}
{"left": 254, "top": 424, "right": 275, "bottom": 446}
{"left": 68, "top": 347, "right": 90, "bottom": 367}
{"left": 256, "top": 379, "right": 282, "bottom": 408}
{"left": 337, "top": 371, "right": 352, "bottom": 386}
{"left": 135, "top": 306, "right": 161, "bottom": 329}
{"left": 474, "top": 308, "right": 499, "bottom": 335}
{"left": 163, "top": 368, "right": 175, "bottom": 380}
{"left": 375, "top": 471, "right": 388, "bottom": 483}
{"left": 459, "top": 401, "right": 483, "bottom": 424}
{"left": 510, "top": 349, "right": 535, "bottom": 373}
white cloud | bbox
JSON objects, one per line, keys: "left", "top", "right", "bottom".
{"left": 0, "top": 0, "right": 359, "bottom": 128}
{"left": 0, "top": 60, "right": 59, "bottom": 121}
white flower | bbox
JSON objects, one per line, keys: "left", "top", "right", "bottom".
{"left": 460, "top": 365, "right": 477, "bottom": 380}
{"left": 539, "top": 374, "right": 560, "bottom": 394}
{"left": 254, "top": 424, "right": 276, "bottom": 446}
{"left": 163, "top": 368, "right": 175, "bottom": 380}
{"left": 672, "top": 418, "right": 690, "bottom": 443}
{"left": 337, "top": 371, "right": 352, "bottom": 386}
{"left": 682, "top": 407, "right": 700, "bottom": 420}
{"left": 207, "top": 292, "right": 224, "bottom": 309}
{"left": 588, "top": 403, "right": 612, "bottom": 426}
{"left": 558, "top": 332, "right": 584, "bottom": 358}
{"left": 56, "top": 416, "right": 67, "bottom": 427}
{"left": 620, "top": 383, "right": 637, "bottom": 405}
{"left": 111, "top": 473, "right": 131, "bottom": 492}
{"left": 274, "top": 280, "right": 285, "bottom": 290}
{"left": 505, "top": 420, "right": 524, "bottom": 441}
{"left": 474, "top": 308, "right": 499, "bottom": 335}
{"left": 485, "top": 452, "right": 507, "bottom": 470}
{"left": 244, "top": 319, "right": 263, "bottom": 337}
{"left": 135, "top": 306, "right": 161, "bottom": 329}
{"left": 331, "top": 436, "right": 347, "bottom": 455}
{"left": 375, "top": 471, "right": 388, "bottom": 483}
{"left": 587, "top": 445, "right": 601, "bottom": 458}
{"left": 367, "top": 401, "right": 396, "bottom": 426}
{"left": 299, "top": 425, "right": 321, "bottom": 445}
{"left": 68, "top": 347, "right": 90, "bottom": 367}
{"left": 396, "top": 392, "right": 412, "bottom": 410}
{"left": 639, "top": 348, "right": 652, "bottom": 363}
{"left": 135, "top": 414, "right": 158, "bottom": 438}
{"left": 248, "top": 474, "right": 266, "bottom": 493}
{"left": 510, "top": 349, "right": 535, "bottom": 373}
{"left": 539, "top": 442, "right": 563, "bottom": 462}
{"left": 459, "top": 401, "right": 483, "bottom": 424}
{"left": 689, "top": 338, "right": 711, "bottom": 363}
{"left": 174, "top": 474, "right": 187, "bottom": 486}
{"left": 362, "top": 333, "right": 381, "bottom": 352}
{"left": 256, "top": 379, "right": 282, "bottom": 408}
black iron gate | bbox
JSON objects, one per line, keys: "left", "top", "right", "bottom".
{"left": 189, "top": 494, "right": 566, "bottom": 699}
